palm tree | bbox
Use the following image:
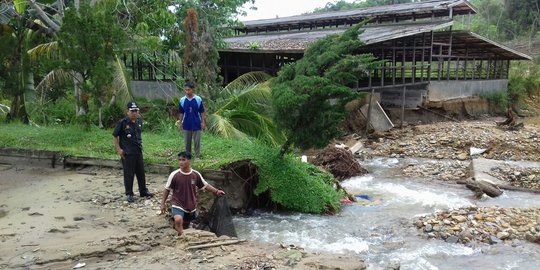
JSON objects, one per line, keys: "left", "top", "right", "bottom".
{"left": 0, "top": 1, "right": 43, "bottom": 123}
{"left": 206, "top": 71, "right": 286, "bottom": 146}
{"left": 28, "top": 41, "right": 133, "bottom": 128}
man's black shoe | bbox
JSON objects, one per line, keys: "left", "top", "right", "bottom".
{"left": 140, "top": 191, "right": 154, "bottom": 198}
{"left": 127, "top": 195, "right": 135, "bottom": 203}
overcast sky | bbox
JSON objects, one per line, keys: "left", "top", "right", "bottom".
{"left": 239, "top": 0, "right": 355, "bottom": 21}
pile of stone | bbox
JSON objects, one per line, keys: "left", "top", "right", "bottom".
{"left": 359, "top": 121, "right": 540, "bottom": 161}
{"left": 414, "top": 206, "right": 540, "bottom": 245}
{"left": 488, "top": 165, "right": 540, "bottom": 190}
{"left": 402, "top": 160, "right": 469, "bottom": 181}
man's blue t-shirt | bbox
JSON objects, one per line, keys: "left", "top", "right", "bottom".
{"left": 178, "top": 95, "right": 205, "bottom": 131}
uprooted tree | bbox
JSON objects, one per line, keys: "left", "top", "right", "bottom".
{"left": 271, "top": 23, "right": 382, "bottom": 157}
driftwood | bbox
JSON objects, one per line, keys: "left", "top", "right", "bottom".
{"left": 187, "top": 239, "right": 246, "bottom": 250}
{"left": 313, "top": 145, "right": 368, "bottom": 181}
{"left": 496, "top": 108, "right": 524, "bottom": 130}
{"left": 458, "top": 179, "right": 503, "bottom": 198}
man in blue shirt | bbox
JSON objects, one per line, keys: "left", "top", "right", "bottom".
{"left": 177, "top": 82, "right": 206, "bottom": 159}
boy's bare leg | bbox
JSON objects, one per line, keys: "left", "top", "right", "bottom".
{"left": 173, "top": 215, "right": 184, "bottom": 236}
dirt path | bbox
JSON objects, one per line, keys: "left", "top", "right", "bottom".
{"left": 0, "top": 164, "right": 367, "bottom": 270}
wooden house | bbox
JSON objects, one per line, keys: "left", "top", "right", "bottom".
{"left": 219, "top": 0, "right": 531, "bottom": 112}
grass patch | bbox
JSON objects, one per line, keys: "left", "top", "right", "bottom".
{"left": 0, "top": 123, "right": 343, "bottom": 213}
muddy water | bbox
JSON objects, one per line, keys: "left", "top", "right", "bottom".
{"left": 234, "top": 158, "right": 540, "bottom": 269}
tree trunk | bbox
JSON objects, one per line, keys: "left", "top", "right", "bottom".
{"left": 8, "top": 94, "right": 28, "bottom": 123}
{"left": 279, "top": 138, "right": 292, "bottom": 158}
{"left": 98, "top": 98, "right": 104, "bottom": 128}
{"left": 72, "top": 72, "right": 86, "bottom": 116}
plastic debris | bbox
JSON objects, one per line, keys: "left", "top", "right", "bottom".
{"left": 73, "top": 262, "right": 86, "bottom": 269}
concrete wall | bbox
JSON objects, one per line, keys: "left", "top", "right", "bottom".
{"left": 377, "top": 85, "right": 427, "bottom": 108}
{"left": 131, "top": 81, "right": 180, "bottom": 103}
{"left": 428, "top": 80, "right": 508, "bottom": 102}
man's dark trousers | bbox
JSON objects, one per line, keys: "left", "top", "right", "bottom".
{"left": 122, "top": 152, "right": 147, "bottom": 196}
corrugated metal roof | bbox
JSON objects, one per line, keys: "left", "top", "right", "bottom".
{"left": 433, "top": 31, "right": 532, "bottom": 60}
{"left": 238, "top": 0, "right": 475, "bottom": 31}
{"left": 0, "top": 3, "right": 17, "bottom": 24}
{"left": 223, "top": 20, "right": 453, "bottom": 52}
{"left": 222, "top": 21, "right": 531, "bottom": 60}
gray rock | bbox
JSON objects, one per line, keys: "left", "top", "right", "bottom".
{"left": 446, "top": 235, "right": 459, "bottom": 244}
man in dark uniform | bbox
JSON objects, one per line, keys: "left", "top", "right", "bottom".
{"left": 113, "top": 101, "right": 153, "bottom": 203}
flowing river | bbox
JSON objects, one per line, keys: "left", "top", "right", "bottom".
{"left": 233, "top": 157, "right": 540, "bottom": 270}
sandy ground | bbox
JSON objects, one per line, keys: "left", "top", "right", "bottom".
{"left": 0, "top": 164, "right": 367, "bottom": 270}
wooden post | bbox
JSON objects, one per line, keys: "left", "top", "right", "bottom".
{"left": 392, "top": 40, "right": 396, "bottom": 85}
{"left": 455, "top": 57, "right": 460, "bottom": 80}
{"left": 447, "top": 31, "right": 453, "bottom": 81}
{"left": 429, "top": 31, "right": 434, "bottom": 81}
{"left": 472, "top": 58, "right": 476, "bottom": 80}
{"left": 401, "top": 85, "right": 406, "bottom": 128}
{"left": 412, "top": 36, "right": 416, "bottom": 84}
{"left": 365, "top": 74, "right": 373, "bottom": 135}
{"left": 421, "top": 32, "right": 426, "bottom": 82}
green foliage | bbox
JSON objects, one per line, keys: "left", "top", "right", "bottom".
{"left": 247, "top": 41, "right": 260, "bottom": 50}
{"left": 0, "top": 122, "right": 342, "bottom": 214}
{"left": 273, "top": 76, "right": 354, "bottom": 150}
{"left": 507, "top": 76, "right": 529, "bottom": 108}
{"left": 59, "top": 3, "right": 126, "bottom": 78}
{"left": 29, "top": 95, "right": 123, "bottom": 128}
{"left": 207, "top": 72, "right": 285, "bottom": 146}
{"left": 137, "top": 99, "right": 176, "bottom": 132}
{"left": 454, "top": 0, "right": 540, "bottom": 41}
{"left": 273, "top": 23, "right": 380, "bottom": 154}
{"left": 479, "top": 90, "right": 508, "bottom": 113}
{"left": 506, "top": 57, "right": 540, "bottom": 110}
{"left": 252, "top": 147, "right": 342, "bottom": 214}
{"left": 29, "top": 96, "right": 76, "bottom": 125}
{"left": 57, "top": 2, "right": 128, "bottom": 122}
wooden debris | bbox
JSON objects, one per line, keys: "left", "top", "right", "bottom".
{"left": 187, "top": 239, "right": 246, "bottom": 250}
{"left": 313, "top": 145, "right": 368, "bottom": 181}
{"left": 459, "top": 179, "right": 503, "bottom": 198}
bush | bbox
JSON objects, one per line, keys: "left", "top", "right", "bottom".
{"left": 479, "top": 90, "right": 508, "bottom": 114}
{"left": 29, "top": 96, "right": 77, "bottom": 125}
{"left": 101, "top": 103, "right": 125, "bottom": 128}
{"left": 136, "top": 99, "right": 176, "bottom": 132}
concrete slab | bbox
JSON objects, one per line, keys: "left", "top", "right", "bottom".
{"left": 360, "top": 100, "right": 394, "bottom": 132}
{"left": 349, "top": 141, "right": 363, "bottom": 155}
{"left": 470, "top": 157, "right": 540, "bottom": 185}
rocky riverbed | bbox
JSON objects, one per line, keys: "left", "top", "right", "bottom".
{"left": 353, "top": 118, "right": 540, "bottom": 248}
{"left": 414, "top": 207, "right": 540, "bottom": 246}
{"left": 358, "top": 119, "right": 540, "bottom": 161}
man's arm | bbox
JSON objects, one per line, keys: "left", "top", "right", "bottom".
{"left": 177, "top": 113, "right": 184, "bottom": 130}
{"left": 160, "top": 189, "right": 171, "bottom": 214}
{"left": 201, "top": 112, "right": 206, "bottom": 130}
{"left": 112, "top": 136, "right": 124, "bottom": 159}
{"left": 205, "top": 184, "right": 225, "bottom": 196}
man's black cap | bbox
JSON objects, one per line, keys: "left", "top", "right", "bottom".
{"left": 127, "top": 101, "right": 139, "bottom": 111}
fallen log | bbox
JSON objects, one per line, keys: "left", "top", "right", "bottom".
{"left": 458, "top": 179, "right": 503, "bottom": 198}
{"left": 187, "top": 239, "right": 246, "bottom": 250}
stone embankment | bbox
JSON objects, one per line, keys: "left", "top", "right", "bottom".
{"left": 355, "top": 119, "right": 540, "bottom": 246}
{"left": 414, "top": 207, "right": 540, "bottom": 245}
